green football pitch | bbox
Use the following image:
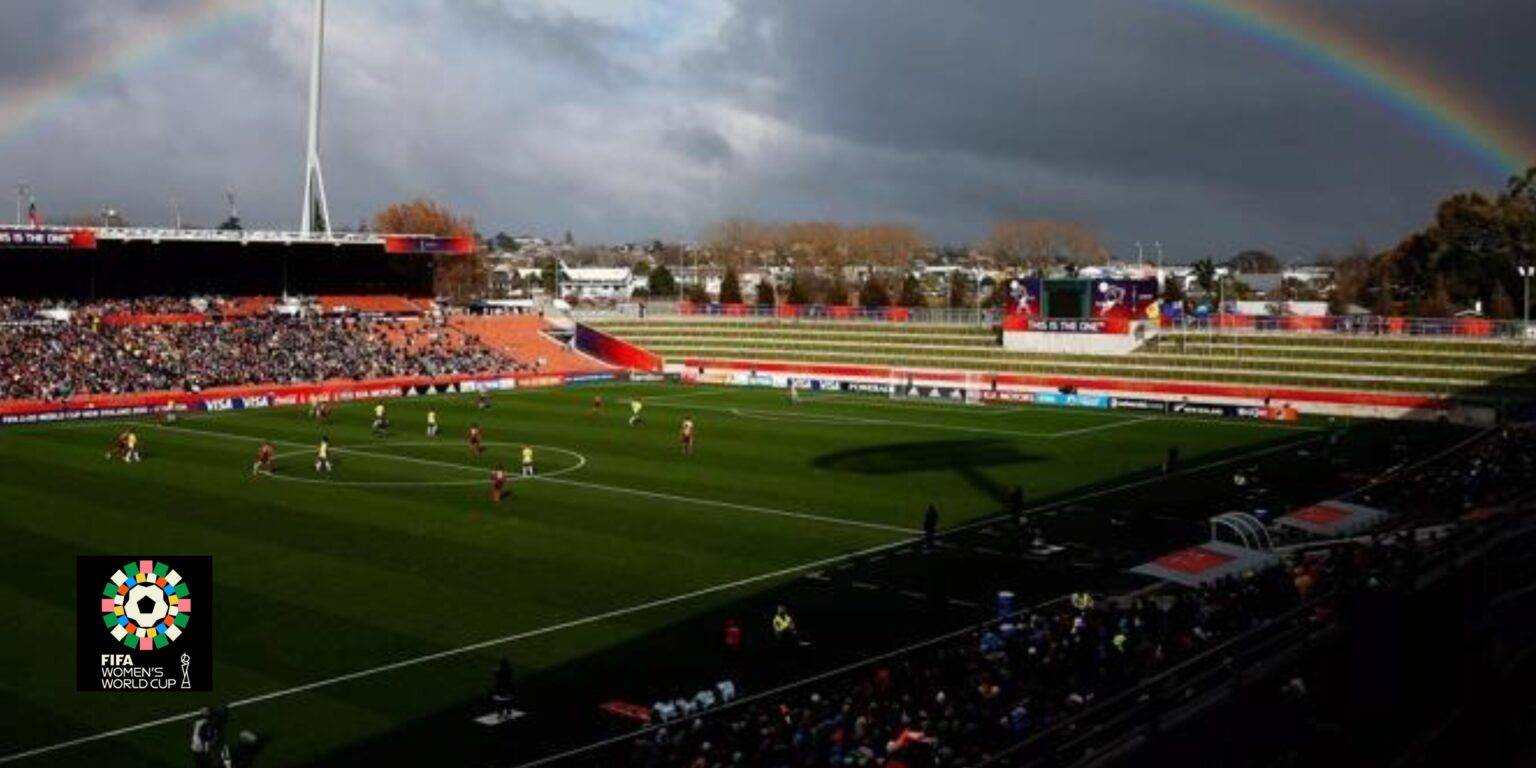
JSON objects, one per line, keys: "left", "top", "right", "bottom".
{"left": 0, "top": 382, "right": 1457, "bottom": 766}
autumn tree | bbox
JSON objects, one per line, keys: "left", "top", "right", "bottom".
{"left": 858, "top": 274, "right": 892, "bottom": 308}
{"left": 372, "top": 198, "right": 483, "bottom": 301}
{"left": 1367, "top": 167, "right": 1536, "bottom": 314}
{"left": 985, "top": 219, "right": 1109, "bottom": 270}
{"left": 786, "top": 271, "right": 816, "bottom": 305}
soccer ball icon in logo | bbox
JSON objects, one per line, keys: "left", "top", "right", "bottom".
{"left": 100, "top": 560, "right": 191, "bottom": 651}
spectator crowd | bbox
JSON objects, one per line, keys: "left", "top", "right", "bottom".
{"left": 0, "top": 298, "right": 523, "bottom": 401}
{"left": 622, "top": 426, "right": 1534, "bottom": 768}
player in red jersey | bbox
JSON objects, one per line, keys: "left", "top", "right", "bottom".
{"left": 679, "top": 417, "right": 696, "bottom": 456}
{"left": 468, "top": 424, "right": 484, "bottom": 457}
{"left": 252, "top": 442, "right": 274, "bottom": 476}
{"left": 106, "top": 431, "right": 128, "bottom": 461}
{"left": 591, "top": 394, "right": 604, "bottom": 415}
{"left": 491, "top": 464, "right": 508, "bottom": 503}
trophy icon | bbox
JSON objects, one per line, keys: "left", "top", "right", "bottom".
{"left": 180, "top": 653, "right": 191, "bottom": 689}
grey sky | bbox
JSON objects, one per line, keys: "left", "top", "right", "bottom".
{"left": 0, "top": 0, "right": 1531, "bottom": 261}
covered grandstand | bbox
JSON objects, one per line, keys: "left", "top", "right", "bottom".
{"left": 0, "top": 225, "right": 469, "bottom": 299}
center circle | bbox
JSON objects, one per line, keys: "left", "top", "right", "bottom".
{"left": 263, "top": 441, "right": 587, "bottom": 487}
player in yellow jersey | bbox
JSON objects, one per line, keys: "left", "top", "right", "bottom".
{"left": 426, "top": 409, "right": 439, "bottom": 437}
{"left": 315, "top": 436, "right": 333, "bottom": 473}
{"left": 123, "top": 430, "right": 141, "bottom": 463}
{"left": 372, "top": 403, "right": 389, "bottom": 436}
{"left": 520, "top": 445, "right": 535, "bottom": 477}
{"left": 628, "top": 398, "right": 644, "bottom": 426}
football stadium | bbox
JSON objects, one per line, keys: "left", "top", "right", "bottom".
{"left": 3, "top": 2, "right": 1536, "bottom": 768}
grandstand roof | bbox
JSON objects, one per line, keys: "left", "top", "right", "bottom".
{"left": 0, "top": 225, "right": 472, "bottom": 253}
{"left": 1130, "top": 541, "right": 1281, "bottom": 587}
{"left": 1276, "top": 500, "right": 1389, "bottom": 537}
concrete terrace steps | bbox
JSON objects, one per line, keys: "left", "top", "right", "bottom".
{"left": 603, "top": 325, "right": 1534, "bottom": 376}
{"left": 658, "top": 350, "right": 1486, "bottom": 396}
{"left": 450, "top": 315, "right": 608, "bottom": 371}
{"left": 1139, "top": 339, "right": 1536, "bottom": 366}
{"left": 591, "top": 320, "right": 996, "bottom": 337}
{"left": 641, "top": 344, "right": 1497, "bottom": 389}
{"left": 1151, "top": 332, "right": 1536, "bottom": 357}
{"left": 589, "top": 317, "right": 1536, "bottom": 396}
{"left": 622, "top": 337, "right": 1528, "bottom": 378}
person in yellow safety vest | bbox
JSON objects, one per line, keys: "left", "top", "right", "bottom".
{"left": 772, "top": 605, "right": 801, "bottom": 646}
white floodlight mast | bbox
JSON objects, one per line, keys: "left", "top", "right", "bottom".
{"left": 300, "top": 0, "right": 331, "bottom": 235}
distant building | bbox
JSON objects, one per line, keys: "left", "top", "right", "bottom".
{"left": 557, "top": 264, "right": 633, "bottom": 300}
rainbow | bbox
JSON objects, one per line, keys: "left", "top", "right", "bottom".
{"left": 0, "top": 0, "right": 276, "bottom": 148}
{"left": 0, "top": 0, "right": 1530, "bottom": 177}
{"left": 1174, "top": 0, "right": 1534, "bottom": 175}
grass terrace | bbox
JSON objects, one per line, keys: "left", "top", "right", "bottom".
{"left": 590, "top": 318, "right": 1536, "bottom": 398}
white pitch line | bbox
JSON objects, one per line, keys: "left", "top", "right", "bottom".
{"left": 1045, "top": 415, "right": 1161, "bottom": 437}
{"left": 0, "top": 535, "right": 916, "bottom": 767}
{"left": 650, "top": 394, "right": 1320, "bottom": 435}
{"left": 534, "top": 476, "right": 919, "bottom": 535}
{"left": 0, "top": 430, "right": 1322, "bottom": 765}
{"left": 149, "top": 423, "right": 918, "bottom": 536}
{"left": 656, "top": 399, "right": 1291, "bottom": 440}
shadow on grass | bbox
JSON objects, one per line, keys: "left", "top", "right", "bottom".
{"left": 284, "top": 422, "right": 1492, "bottom": 768}
{"left": 812, "top": 438, "right": 1044, "bottom": 502}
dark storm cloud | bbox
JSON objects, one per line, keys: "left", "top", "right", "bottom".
{"left": 0, "top": 0, "right": 1530, "bottom": 258}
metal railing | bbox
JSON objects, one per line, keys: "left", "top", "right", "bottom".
{"left": 573, "top": 302, "right": 999, "bottom": 324}
{"left": 572, "top": 302, "right": 1536, "bottom": 340}
{"left": 1161, "top": 314, "right": 1536, "bottom": 342}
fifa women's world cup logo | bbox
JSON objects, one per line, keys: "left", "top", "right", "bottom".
{"left": 78, "top": 555, "right": 212, "bottom": 692}
{"left": 102, "top": 560, "right": 192, "bottom": 650}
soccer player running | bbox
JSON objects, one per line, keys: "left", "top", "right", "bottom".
{"left": 679, "top": 416, "right": 696, "bottom": 456}
{"left": 591, "top": 394, "right": 604, "bottom": 415}
{"left": 107, "top": 431, "right": 128, "bottom": 461}
{"left": 520, "top": 445, "right": 535, "bottom": 477}
{"left": 371, "top": 403, "right": 389, "bottom": 437}
{"left": 426, "top": 409, "right": 439, "bottom": 438}
{"left": 315, "top": 436, "right": 333, "bottom": 473}
{"left": 468, "top": 424, "right": 484, "bottom": 458}
{"left": 628, "top": 398, "right": 644, "bottom": 426}
{"left": 252, "top": 442, "right": 274, "bottom": 476}
{"left": 491, "top": 464, "right": 508, "bottom": 503}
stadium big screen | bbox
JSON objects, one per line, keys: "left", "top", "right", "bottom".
{"left": 0, "top": 226, "right": 446, "bottom": 299}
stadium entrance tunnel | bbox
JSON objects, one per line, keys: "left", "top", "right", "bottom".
{"left": 811, "top": 439, "right": 1044, "bottom": 501}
